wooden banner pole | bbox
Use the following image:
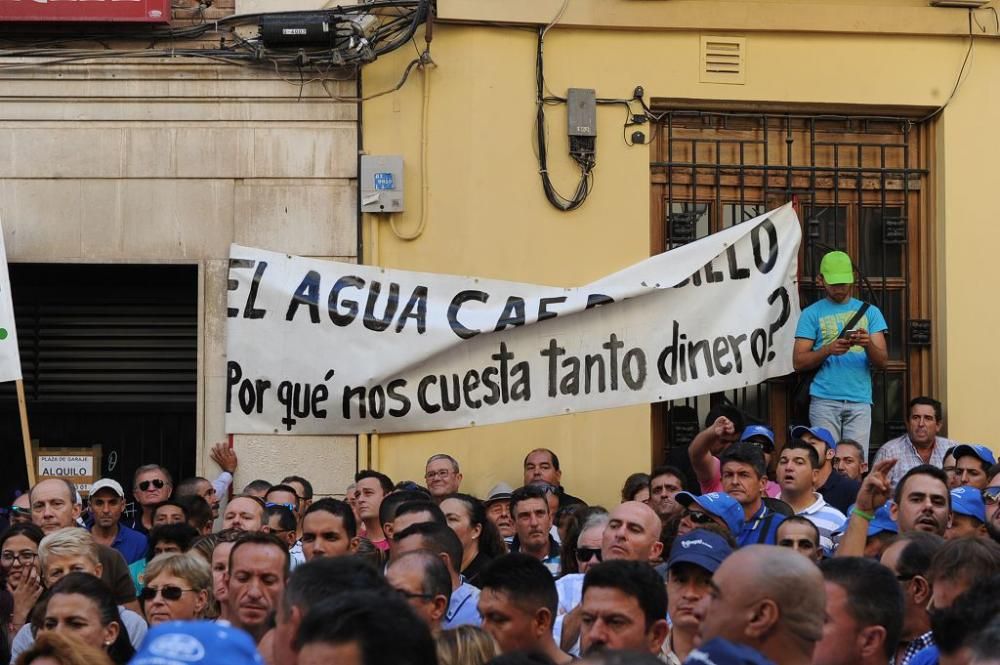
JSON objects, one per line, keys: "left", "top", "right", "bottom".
{"left": 16, "top": 379, "right": 35, "bottom": 487}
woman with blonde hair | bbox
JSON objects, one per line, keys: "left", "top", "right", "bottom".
{"left": 139, "top": 552, "right": 211, "bottom": 626}
{"left": 16, "top": 631, "right": 112, "bottom": 665}
{"left": 435, "top": 625, "right": 499, "bottom": 665}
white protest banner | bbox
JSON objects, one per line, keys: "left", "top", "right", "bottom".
{"left": 0, "top": 217, "right": 20, "bottom": 382}
{"left": 225, "top": 203, "right": 802, "bottom": 435}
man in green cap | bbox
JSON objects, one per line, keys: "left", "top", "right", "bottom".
{"left": 792, "top": 250, "right": 888, "bottom": 460}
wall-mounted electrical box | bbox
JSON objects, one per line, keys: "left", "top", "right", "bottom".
{"left": 360, "top": 155, "right": 404, "bottom": 214}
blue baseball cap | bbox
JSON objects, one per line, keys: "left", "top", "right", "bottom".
{"left": 790, "top": 425, "right": 836, "bottom": 450}
{"left": 668, "top": 528, "right": 734, "bottom": 574}
{"left": 952, "top": 444, "right": 997, "bottom": 467}
{"left": 950, "top": 486, "right": 987, "bottom": 523}
{"left": 741, "top": 425, "right": 776, "bottom": 448}
{"left": 676, "top": 491, "right": 745, "bottom": 535}
{"left": 867, "top": 504, "right": 898, "bottom": 537}
{"left": 684, "top": 637, "right": 776, "bottom": 665}
{"left": 131, "top": 621, "right": 263, "bottom": 665}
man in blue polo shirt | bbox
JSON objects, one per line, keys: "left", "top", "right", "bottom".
{"left": 719, "top": 442, "right": 784, "bottom": 546}
{"left": 793, "top": 250, "right": 888, "bottom": 458}
{"left": 88, "top": 478, "right": 148, "bottom": 565}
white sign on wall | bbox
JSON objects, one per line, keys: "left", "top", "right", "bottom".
{"left": 225, "top": 203, "right": 802, "bottom": 435}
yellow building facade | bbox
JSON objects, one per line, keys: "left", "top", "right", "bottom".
{"left": 362, "top": 0, "right": 999, "bottom": 507}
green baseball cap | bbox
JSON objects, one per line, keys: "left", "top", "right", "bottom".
{"left": 820, "top": 251, "right": 854, "bottom": 285}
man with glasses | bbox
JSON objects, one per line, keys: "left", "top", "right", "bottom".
{"left": 9, "top": 493, "right": 31, "bottom": 525}
{"left": 265, "top": 484, "right": 304, "bottom": 566}
{"left": 387, "top": 550, "right": 452, "bottom": 634}
{"left": 674, "top": 491, "right": 744, "bottom": 539}
{"left": 985, "top": 465, "right": 1000, "bottom": 544}
{"left": 424, "top": 454, "right": 463, "bottom": 502}
{"left": 131, "top": 464, "right": 173, "bottom": 534}
{"left": 878, "top": 532, "right": 943, "bottom": 665}
{"left": 266, "top": 504, "right": 303, "bottom": 570}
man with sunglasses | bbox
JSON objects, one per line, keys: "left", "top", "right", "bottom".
{"left": 131, "top": 464, "right": 173, "bottom": 534}
{"left": 9, "top": 493, "right": 31, "bottom": 525}
{"left": 986, "top": 466, "right": 1000, "bottom": 544}
{"left": 675, "top": 491, "right": 744, "bottom": 539}
{"left": 878, "top": 532, "right": 943, "bottom": 665}
{"left": 386, "top": 550, "right": 451, "bottom": 634}
{"left": 266, "top": 484, "right": 305, "bottom": 567}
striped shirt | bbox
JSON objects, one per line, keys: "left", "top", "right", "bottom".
{"left": 797, "top": 493, "right": 847, "bottom": 554}
{"left": 874, "top": 435, "right": 954, "bottom": 490}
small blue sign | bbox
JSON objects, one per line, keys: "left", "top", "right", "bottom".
{"left": 373, "top": 172, "right": 395, "bottom": 190}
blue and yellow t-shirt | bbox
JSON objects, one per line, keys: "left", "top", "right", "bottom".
{"left": 794, "top": 297, "right": 888, "bottom": 404}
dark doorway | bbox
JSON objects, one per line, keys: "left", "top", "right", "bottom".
{"left": 0, "top": 264, "right": 198, "bottom": 507}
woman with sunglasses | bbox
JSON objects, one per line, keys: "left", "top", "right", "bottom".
{"left": 439, "top": 494, "right": 506, "bottom": 588}
{"left": 40, "top": 573, "right": 135, "bottom": 664}
{"left": 140, "top": 552, "right": 211, "bottom": 626}
{"left": 2, "top": 524, "right": 45, "bottom": 641}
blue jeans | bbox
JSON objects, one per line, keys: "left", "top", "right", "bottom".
{"left": 809, "top": 397, "right": 872, "bottom": 460}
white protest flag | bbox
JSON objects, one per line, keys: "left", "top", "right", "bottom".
{"left": 0, "top": 217, "right": 20, "bottom": 382}
{"left": 225, "top": 203, "right": 802, "bottom": 435}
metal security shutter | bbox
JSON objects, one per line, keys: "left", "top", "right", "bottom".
{"left": 0, "top": 264, "right": 198, "bottom": 498}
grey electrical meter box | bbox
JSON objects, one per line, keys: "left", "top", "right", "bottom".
{"left": 360, "top": 155, "right": 404, "bottom": 213}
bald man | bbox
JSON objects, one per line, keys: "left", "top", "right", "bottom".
{"left": 697, "top": 545, "right": 826, "bottom": 665}
{"left": 557, "top": 501, "right": 664, "bottom": 653}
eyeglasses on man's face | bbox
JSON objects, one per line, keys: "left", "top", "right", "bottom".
{"left": 576, "top": 547, "right": 602, "bottom": 563}
{"left": 138, "top": 479, "right": 166, "bottom": 492}
{"left": 983, "top": 486, "right": 1000, "bottom": 506}
{"left": 683, "top": 509, "right": 717, "bottom": 526}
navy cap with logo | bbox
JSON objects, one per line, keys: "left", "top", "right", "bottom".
{"left": 668, "top": 528, "right": 733, "bottom": 574}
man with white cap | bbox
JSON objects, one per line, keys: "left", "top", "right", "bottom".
{"left": 88, "top": 478, "right": 148, "bottom": 565}
{"left": 792, "top": 250, "right": 888, "bottom": 456}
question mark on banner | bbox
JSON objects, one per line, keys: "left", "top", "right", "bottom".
{"left": 765, "top": 286, "right": 791, "bottom": 362}
{"left": 107, "top": 451, "right": 118, "bottom": 473}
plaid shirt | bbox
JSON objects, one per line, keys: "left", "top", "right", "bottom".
{"left": 874, "top": 435, "right": 954, "bottom": 490}
{"left": 893, "top": 631, "right": 935, "bottom": 665}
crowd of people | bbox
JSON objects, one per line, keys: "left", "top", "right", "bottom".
{"left": 0, "top": 418, "right": 997, "bottom": 665}
{"left": 1, "top": 250, "right": 999, "bottom": 665}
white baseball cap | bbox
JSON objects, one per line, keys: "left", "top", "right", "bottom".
{"left": 90, "top": 478, "right": 125, "bottom": 498}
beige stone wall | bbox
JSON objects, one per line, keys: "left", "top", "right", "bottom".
{"left": 0, "top": 57, "right": 359, "bottom": 497}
